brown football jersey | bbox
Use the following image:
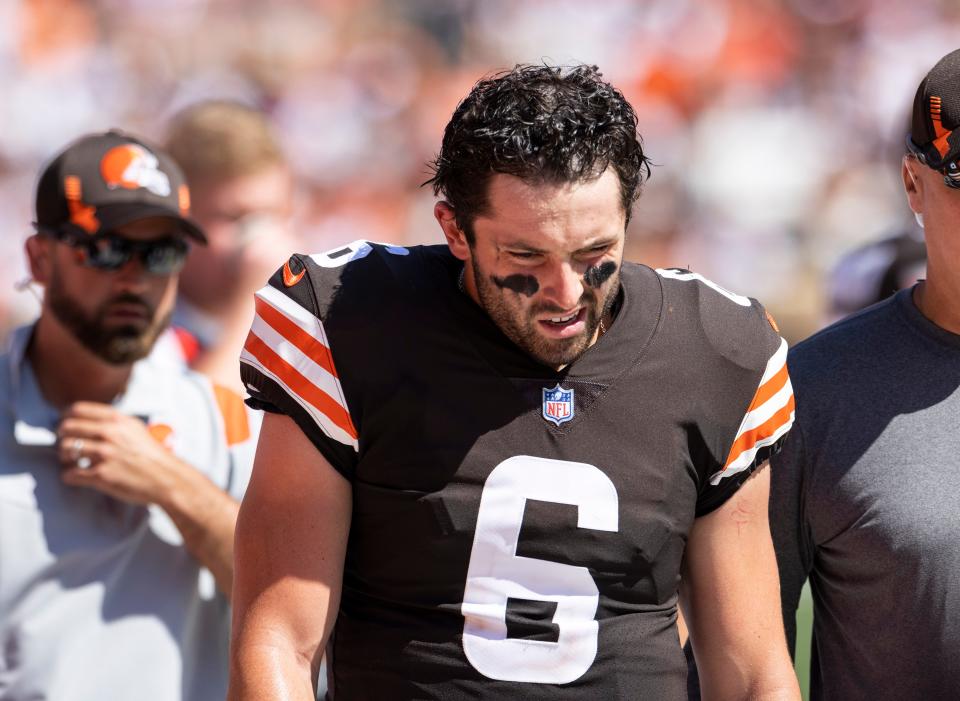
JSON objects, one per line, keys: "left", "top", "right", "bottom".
{"left": 241, "top": 242, "right": 793, "bottom": 700}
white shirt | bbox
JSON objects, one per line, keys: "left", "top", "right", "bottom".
{"left": 0, "top": 325, "right": 258, "bottom": 700}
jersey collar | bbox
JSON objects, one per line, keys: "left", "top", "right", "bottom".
{"left": 7, "top": 323, "right": 172, "bottom": 447}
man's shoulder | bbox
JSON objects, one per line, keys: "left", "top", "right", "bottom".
{"left": 137, "top": 356, "right": 219, "bottom": 409}
{"left": 279, "top": 241, "right": 453, "bottom": 317}
{"left": 646, "top": 266, "right": 783, "bottom": 375}
{"left": 135, "top": 360, "right": 255, "bottom": 459}
{"left": 0, "top": 325, "right": 36, "bottom": 403}
{"left": 789, "top": 294, "right": 903, "bottom": 384}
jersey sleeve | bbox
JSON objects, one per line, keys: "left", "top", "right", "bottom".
{"left": 240, "top": 253, "right": 360, "bottom": 480}
{"left": 655, "top": 267, "right": 796, "bottom": 517}
{"left": 696, "top": 333, "right": 794, "bottom": 516}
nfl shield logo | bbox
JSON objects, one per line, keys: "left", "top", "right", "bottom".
{"left": 542, "top": 384, "right": 574, "bottom": 426}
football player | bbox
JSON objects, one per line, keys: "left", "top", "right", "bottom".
{"left": 228, "top": 64, "right": 800, "bottom": 700}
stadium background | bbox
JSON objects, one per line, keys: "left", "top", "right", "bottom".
{"left": 1, "top": 1, "right": 955, "bottom": 695}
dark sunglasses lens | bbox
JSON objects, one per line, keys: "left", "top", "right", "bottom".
{"left": 86, "top": 237, "right": 131, "bottom": 270}
{"left": 75, "top": 235, "right": 188, "bottom": 273}
{"left": 143, "top": 239, "right": 188, "bottom": 274}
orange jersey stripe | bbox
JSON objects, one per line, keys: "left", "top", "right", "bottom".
{"left": 747, "top": 362, "right": 790, "bottom": 413}
{"left": 723, "top": 394, "right": 795, "bottom": 469}
{"left": 213, "top": 384, "right": 251, "bottom": 446}
{"left": 254, "top": 296, "right": 339, "bottom": 379}
{"left": 243, "top": 330, "right": 358, "bottom": 440}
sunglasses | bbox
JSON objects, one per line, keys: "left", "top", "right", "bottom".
{"left": 39, "top": 227, "right": 189, "bottom": 274}
{"left": 905, "top": 136, "right": 960, "bottom": 190}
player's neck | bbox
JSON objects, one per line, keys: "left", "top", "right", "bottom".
{"left": 912, "top": 277, "right": 960, "bottom": 336}
{"left": 28, "top": 314, "right": 133, "bottom": 410}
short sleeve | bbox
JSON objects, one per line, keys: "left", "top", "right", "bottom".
{"left": 695, "top": 336, "right": 795, "bottom": 516}
{"left": 240, "top": 254, "right": 360, "bottom": 479}
{"left": 210, "top": 383, "right": 261, "bottom": 500}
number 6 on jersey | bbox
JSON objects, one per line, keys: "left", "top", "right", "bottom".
{"left": 461, "top": 456, "right": 619, "bottom": 683}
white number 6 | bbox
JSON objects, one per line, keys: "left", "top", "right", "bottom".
{"left": 461, "top": 456, "right": 619, "bottom": 684}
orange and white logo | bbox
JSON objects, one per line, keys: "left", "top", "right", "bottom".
{"left": 148, "top": 423, "right": 175, "bottom": 450}
{"left": 282, "top": 258, "right": 305, "bottom": 287}
{"left": 100, "top": 144, "right": 171, "bottom": 197}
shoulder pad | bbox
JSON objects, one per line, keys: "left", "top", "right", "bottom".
{"left": 656, "top": 267, "right": 781, "bottom": 372}
{"left": 269, "top": 240, "right": 413, "bottom": 319}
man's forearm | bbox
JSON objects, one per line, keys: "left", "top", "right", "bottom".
{"left": 157, "top": 459, "right": 240, "bottom": 597}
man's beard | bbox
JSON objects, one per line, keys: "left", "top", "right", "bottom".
{"left": 46, "top": 275, "right": 171, "bottom": 365}
{"left": 472, "top": 257, "right": 620, "bottom": 369}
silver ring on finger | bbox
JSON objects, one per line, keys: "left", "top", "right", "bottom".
{"left": 76, "top": 455, "right": 93, "bottom": 470}
{"left": 70, "top": 437, "right": 85, "bottom": 462}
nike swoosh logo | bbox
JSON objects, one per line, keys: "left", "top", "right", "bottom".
{"left": 283, "top": 260, "right": 305, "bottom": 287}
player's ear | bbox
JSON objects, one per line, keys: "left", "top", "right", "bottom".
{"left": 435, "top": 201, "right": 470, "bottom": 262}
{"left": 24, "top": 233, "right": 53, "bottom": 285}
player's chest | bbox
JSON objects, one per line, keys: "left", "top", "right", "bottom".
{"left": 354, "top": 370, "right": 700, "bottom": 581}
{"left": 817, "top": 401, "right": 960, "bottom": 562}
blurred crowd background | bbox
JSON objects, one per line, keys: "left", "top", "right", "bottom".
{"left": 2, "top": 0, "right": 956, "bottom": 344}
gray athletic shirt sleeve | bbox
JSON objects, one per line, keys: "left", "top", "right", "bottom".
{"left": 770, "top": 287, "right": 960, "bottom": 700}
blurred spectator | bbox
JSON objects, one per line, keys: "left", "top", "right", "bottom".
{"left": 161, "top": 101, "right": 297, "bottom": 389}
{"left": 0, "top": 131, "right": 255, "bottom": 700}
{"left": 826, "top": 228, "right": 926, "bottom": 323}
{"left": 2, "top": 0, "right": 960, "bottom": 348}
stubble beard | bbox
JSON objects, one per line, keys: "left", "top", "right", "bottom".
{"left": 46, "top": 274, "right": 171, "bottom": 365}
{"left": 471, "top": 256, "right": 620, "bottom": 369}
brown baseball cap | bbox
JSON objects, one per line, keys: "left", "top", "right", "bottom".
{"left": 34, "top": 130, "right": 206, "bottom": 243}
{"left": 908, "top": 48, "right": 960, "bottom": 175}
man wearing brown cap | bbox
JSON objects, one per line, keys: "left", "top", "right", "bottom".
{"left": 0, "top": 131, "right": 256, "bottom": 700}
{"left": 770, "top": 49, "right": 960, "bottom": 699}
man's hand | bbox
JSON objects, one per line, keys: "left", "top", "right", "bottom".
{"left": 57, "top": 401, "right": 186, "bottom": 505}
{"left": 56, "top": 401, "right": 241, "bottom": 598}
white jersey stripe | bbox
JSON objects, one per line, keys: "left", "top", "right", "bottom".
{"left": 252, "top": 285, "right": 357, "bottom": 443}
{"left": 727, "top": 337, "right": 791, "bottom": 445}
{"left": 256, "top": 284, "right": 333, "bottom": 351}
{"left": 655, "top": 268, "right": 752, "bottom": 307}
{"left": 710, "top": 413, "right": 794, "bottom": 484}
{"left": 249, "top": 313, "right": 345, "bottom": 410}
{"left": 240, "top": 348, "right": 359, "bottom": 450}
{"left": 758, "top": 338, "right": 788, "bottom": 386}
{"left": 712, "top": 336, "right": 794, "bottom": 483}
{"left": 736, "top": 377, "right": 794, "bottom": 434}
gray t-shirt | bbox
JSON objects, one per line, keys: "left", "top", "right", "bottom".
{"left": 771, "top": 287, "right": 960, "bottom": 700}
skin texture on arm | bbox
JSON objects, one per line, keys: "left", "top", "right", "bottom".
{"left": 57, "top": 401, "right": 240, "bottom": 596}
{"left": 680, "top": 464, "right": 800, "bottom": 701}
{"left": 228, "top": 412, "right": 352, "bottom": 701}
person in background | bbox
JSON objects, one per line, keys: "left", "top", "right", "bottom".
{"left": 160, "top": 101, "right": 297, "bottom": 389}
{"left": 825, "top": 229, "right": 926, "bottom": 324}
{"left": 0, "top": 131, "right": 255, "bottom": 700}
{"left": 771, "top": 48, "right": 960, "bottom": 699}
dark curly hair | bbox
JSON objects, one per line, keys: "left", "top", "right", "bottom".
{"left": 426, "top": 64, "right": 651, "bottom": 242}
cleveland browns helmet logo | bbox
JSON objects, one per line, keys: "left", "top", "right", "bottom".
{"left": 100, "top": 144, "right": 171, "bottom": 197}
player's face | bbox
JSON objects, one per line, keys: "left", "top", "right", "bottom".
{"left": 44, "top": 217, "right": 179, "bottom": 364}
{"left": 462, "top": 169, "right": 626, "bottom": 369}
